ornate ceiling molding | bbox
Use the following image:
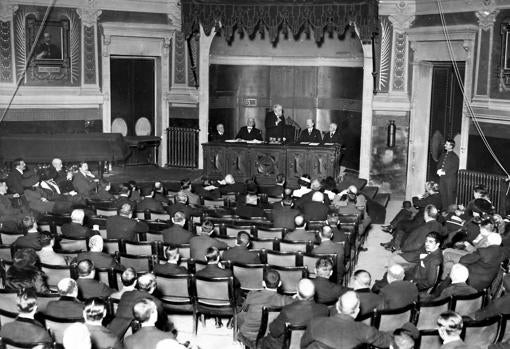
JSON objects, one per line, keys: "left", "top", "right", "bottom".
{"left": 181, "top": 0, "right": 379, "bottom": 43}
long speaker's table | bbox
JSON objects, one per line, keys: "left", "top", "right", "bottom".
{"left": 203, "top": 142, "right": 342, "bottom": 181}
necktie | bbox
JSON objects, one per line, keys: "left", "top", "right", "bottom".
{"left": 248, "top": 128, "right": 252, "bottom": 132}
{"left": 330, "top": 132, "right": 334, "bottom": 138}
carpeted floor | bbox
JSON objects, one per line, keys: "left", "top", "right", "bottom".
{"left": 102, "top": 165, "right": 203, "bottom": 186}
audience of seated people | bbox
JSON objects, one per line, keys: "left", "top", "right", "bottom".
{"left": 3, "top": 158, "right": 510, "bottom": 348}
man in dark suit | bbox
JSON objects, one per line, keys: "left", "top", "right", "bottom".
{"left": 265, "top": 104, "right": 286, "bottom": 141}
{"left": 77, "top": 235, "right": 123, "bottom": 270}
{"left": 61, "top": 208, "right": 95, "bottom": 239}
{"left": 76, "top": 259, "right": 114, "bottom": 300}
{"left": 301, "top": 291, "right": 393, "bottom": 349}
{"left": 322, "top": 122, "right": 343, "bottom": 144}
{"left": 106, "top": 203, "right": 148, "bottom": 241}
{"left": 302, "top": 191, "right": 330, "bottom": 222}
{"left": 161, "top": 211, "right": 194, "bottom": 244}
{"left": 13, "top": 215, "right": 44, "bottom": 251}
{"left": 437, "top": 139, "right": 460, "bottom": 210}
{"left": 351, "top": 269, "right": 383, "bottom": 316}
{"left": 6, "top": 158, "right": 38, "bottom": 195}
{"left": 72, "top": 162, "right": 98, "bottom": 197}
{"left": 297, "top": 119, "right": 322, "bottom": 143}
{"left": 44, "top": 278, "right": 84, "bottom": 319}
{"left": 295, "top": 179, "right": 331, "bottom": 210}
{"left": 236, "top": 188, "right": 266, "bottom": 219}
{"left": 235, "top": 117, "right": 263, "bottom": 141}
{"left": 312, "top": 225, "right": 346, "bottom": 282}
{"left": 312, "top": 257, "right": 349, "bottom": 305}
{"left": 436, "top": 263, "right": 477, "bottom": 299}
{"left": 271, "top": 196, "right": 301, "bottom": 230}
{"left": 210, "top": 123, "right": 228, "bottom": 142}
{"left": 221, "top": 231, "right": 260, "bottom": 264}
{"left": 0, "top": 289, "right": 53, "bottom": 345}
{"left": 83, "top": 298, "right": 122, "bottom": 349}
{"left": 405, "top": 232, "right": 443, "bottom": 291}
{"left": 284, "top": 215, "right": 317, "bottom": 242}
{"left": 49, "top": 158, "right": 75, "bottom": 194}
{"left": 238, "top": 269, "right": 294, "bottom": 347}
{"left": 137, "top": 186, "right": 165, "bottom": 213}
{"left": 189, "top": 220, "right": 228, "bottom": 261}
{"left": 153, "top": 245, "right": 188, "bottom": 275}
{"left": 260, "top": 278, "right": 329, "bottom": 349}
{"left": 386, "top": 204, "right": 443, "bottom": 263}
{"left": 108, "top": 273, "right": 172, "bottom": 337}
{"left": 195, "top": 246, "right": 233, "bottom": 278}
{"left": 0, "top": 180, "right": 26, "bottom": 228}
{"left": 113, "top": 185, "right": 137, "bottom": 212}
{"left": 123, "top": 298, "right": 176, "bottom": 349}
{"left": 460, "top": 233, "right": 505, "bottom": 291}
{"left": 166, "top": 191, "right": 201, "bottom": 220}
{"left": 378, "top": 264, "right": 418, "bottom": 310}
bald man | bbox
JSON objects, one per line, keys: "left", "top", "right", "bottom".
{"left": 351, "top": 269, "right": 383, "bottom": 316}
{"left": 259, "top": 279, "right": 328, "bottom": 349}
{"left": 302, "top": 191, "right": 330, "bottom": 222}
{"left": 301, "top": 291, "right": 393, "bottom": 348}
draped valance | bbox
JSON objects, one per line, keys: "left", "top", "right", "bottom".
{"left": 181, "top": 0, "right": 379, "bottom": 43}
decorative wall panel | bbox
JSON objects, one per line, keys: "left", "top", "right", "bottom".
{"left": 14, "top": 6, "right": 81, "bottom": 86}
{"left": 0, "top": 21, "right": 12, "bottom": 82}
{"left": 174, "top": 31, "right": 186, "bottom": 84}
{"left": 83, "top": 25, "right": 96, "bottom": 84}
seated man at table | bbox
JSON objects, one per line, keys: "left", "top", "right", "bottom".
{"left": 210, "top": 123, "right": 228, "bottom": 142}
{"left": 322, "top": 122, "right": 343, "bottom": 144}
{"left": 297, "top": 119, "right": 322, "bottom": 143}
{"left": 235, "top": 117, "right": 263, "bottom": 141}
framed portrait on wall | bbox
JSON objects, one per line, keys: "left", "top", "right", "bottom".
{"left": 34, "top": 24, "right": 63, "bottom": 60}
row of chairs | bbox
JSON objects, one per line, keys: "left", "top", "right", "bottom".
{"left": 255, "top": 292, "right": 500, "bottom": 349}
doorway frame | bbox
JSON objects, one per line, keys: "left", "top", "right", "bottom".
{"left": 406, "top": 24, "right": 477, "bottom": 198}
{"left": 100, "top": 22, "right": 175, "bottom": 166}
{"left": 109, "top": 56, "right": 157, "bottom": 137}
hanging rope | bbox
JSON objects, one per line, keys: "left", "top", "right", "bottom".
{"left": 0, "top": 0, "right": 56, "bottom": 125}
{"left": 436, "top": 0, "right": 510, "bottom": 180}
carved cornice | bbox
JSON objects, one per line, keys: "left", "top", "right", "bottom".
{"left": 76, "top": 8, "right": 102, "bottom": 27}
{"left": 167, "top": 1, "right": 181, "bottom": 31}
{"left": 379, "top": 0, "right": 416, "bottom": 17}
{"left": 388, "top": 14, "right": 415, "bottom": 32}
{"left": 476, "top": 9, "right": 499, "bottom": 31}
{"left": 0, "top": 3, "right": 18, "bottom": 22}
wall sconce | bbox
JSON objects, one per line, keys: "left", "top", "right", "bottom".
{"left": 387, "top": 120, "right": 396, "bottom": 148}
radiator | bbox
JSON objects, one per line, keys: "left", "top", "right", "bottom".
{"left": 166, "top": 127, "right": 199, "bottom": 168}
{"left": 457, "top": 170, "right": 508, "bottom": 215}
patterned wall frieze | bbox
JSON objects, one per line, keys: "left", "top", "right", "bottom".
{"left": 388, "top": 15, "right": 414, "bottom": 93}
{"left": 0, "top": 21, "right": 13, "bottom": 83}
{"left": 83, "top": 25, "right": 96, "bottom": 84}
{"left": 174, "top": 31, "right": 186, "bottom": 84}
{"left": 392, "top": 31, "right": 407, "bottom": 92}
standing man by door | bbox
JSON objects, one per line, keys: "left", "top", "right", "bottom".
{"left": 436, "top": 139, "right": 459, "bottom": 209}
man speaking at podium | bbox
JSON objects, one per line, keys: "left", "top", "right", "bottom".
{"left": 265, "top": 104, "right": 286, "bottom": 141}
